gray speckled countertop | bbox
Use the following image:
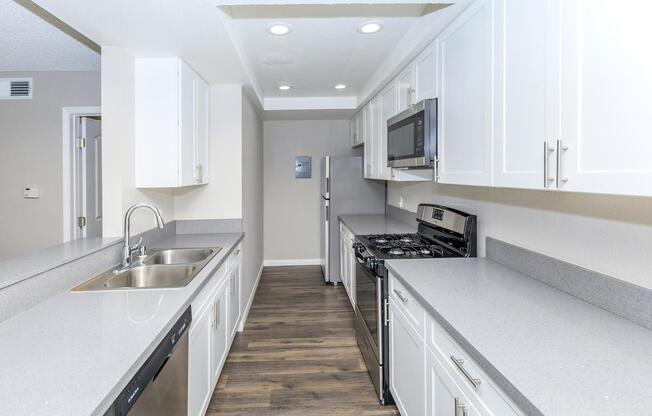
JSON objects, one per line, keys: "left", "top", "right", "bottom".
{"left": 0, "top": 232, "right": 243, "bottom": 416}
{"left": 385, "top": 258, "right": 652, "bottom": 416}
{"left": 339, "top": 214, "right": 417, "bottom": 236}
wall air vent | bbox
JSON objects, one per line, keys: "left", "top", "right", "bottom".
{"left": 0, "top": 78, "right": 33, "bottom": 100}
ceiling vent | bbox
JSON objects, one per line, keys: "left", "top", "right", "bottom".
{"left": 0, "top": 78, "right": 33, "bottom": 100}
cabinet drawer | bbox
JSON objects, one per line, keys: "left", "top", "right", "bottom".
{"left": 191, "top": 263, "right": 227, "bottom": 319}
{"left": 389, "top": 273, "right": 426, "bottom": 338}
{"left": 427, "top": 314, "right": 523, "bottom": 416}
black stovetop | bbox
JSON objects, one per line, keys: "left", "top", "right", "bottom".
{"left": 356, "top": 233, "right": 462, "bottom": 260}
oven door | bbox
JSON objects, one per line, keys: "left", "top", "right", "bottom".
{"left": 355, "top": 257, "right": 382, "bottom": 363}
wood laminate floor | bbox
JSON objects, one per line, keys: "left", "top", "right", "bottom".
{"left": 207, "top": 265, "right": 399, "bottom": 415}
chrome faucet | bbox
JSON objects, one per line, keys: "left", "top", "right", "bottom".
{"left": 120, "top": 203, "right": 165, "bottom": 269}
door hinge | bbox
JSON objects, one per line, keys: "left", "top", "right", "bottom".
{"left": 77, "top": 216, "right": 87, "bottom": 228}
{"left": 76, "top": 137, "right": 86, "bottom": 149}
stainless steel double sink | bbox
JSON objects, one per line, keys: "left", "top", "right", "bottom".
{"left": 72, "top": 248, "right": 221, "bottom": 292}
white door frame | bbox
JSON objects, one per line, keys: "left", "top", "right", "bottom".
{"left": 62, "top": 106, "right": 101, "bottom": 243}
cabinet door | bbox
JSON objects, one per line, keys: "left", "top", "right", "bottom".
{"left": 210, "top": 281, "right": 229, "bottom": 384}
{"left": 179, "top": 60, "right": 197, "bottom": 186}
{"left": 360, "top": 105, "right": 368, "bottom": 144}
{"left": 378, "top": 82, "right": 398, "bottom": 180}
{"left": 437, "top": 0, "right": 493, "bottom": 186}
{"left": 397, "top": 64, "right": 416, "bottom": 112}
{"left": 390, "top": 304, "right": 426, "bottom": 416}
{"left": 493, "top": 0, "right": 553, "bottom": 189}
{"left": 351, "top": 112, "right": 361, "bottom": 147}
{"left": 559, "top": 0, "right": 652, "bottom": 196}
{"left": 195, "top": 76, "right": 209, "bottom": 184}
{"left": 364, "top": 99, "right": 379, "bottom": 179}
{"left": 188, "top": 303, "right": 212, "bottom": 416}
{"left": 415, "top": 41, "right": 437, "bottom": 102}
{"left": 229, "top": 262, "right": 241, "bottom": 339}
{"left": 427, "top": 347, "right": 480, "bottom": 416}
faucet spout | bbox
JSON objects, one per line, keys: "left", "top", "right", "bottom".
{"left": 121, "top": 203, "right": 165, "bottom": 269}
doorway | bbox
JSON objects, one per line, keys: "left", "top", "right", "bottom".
{"left": 62, "top": 107, "right": 102, "bottom": 242}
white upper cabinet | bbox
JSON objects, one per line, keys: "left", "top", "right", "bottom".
{"left": 493, "top": 0, "right": 551, "bottom": 189}
{"left": 437, "top": 0, "right": 494, "bottom": 186}
{"left": 414, "top": 41, "right": 438, "bottom": 103}
{"left": 351, "top": 111, "right": 361, "bottom": 147}
{"left": 397, "top": 64, "right": 416, "bottom": 113}
{"left": 559, "top": 0, "right": 652, "bottom": 196}
{"left": 135, "top": 57, "right": 209, "bottom": 188}
{"left": 378, "top": 81, "right": 398, "bottom": 180}
{"left": 364, "top": 98, "right": 380, "bottom": 179}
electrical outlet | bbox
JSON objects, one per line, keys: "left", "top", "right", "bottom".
{"left": 24, "top": 187, "right": 39, "bottom": 199}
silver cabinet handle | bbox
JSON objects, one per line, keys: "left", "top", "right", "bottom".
{"left": 556, "top": 139, "right": 568, "bottom": 188}
{"left": 450, "top": 355, "right": 481, "bottom": 388}
{"left": 195, "top": 163, "right": 203, "bottom": 183}
{"left": 384, "top": 298, "right": 390, "bottom": 326}
{"left": 393, "top": 288, "right": 408, "bottom": 304}
{"left": 543, "top": 141, "right": 555, "bottom": 188}
{"left": 434, "top": 157, "right": 440, "bottom": 182}
{"left": 454, "top": 398, "right": 468, "bottom": 416}
{"left": 211, "top": 302, "right": 217, "bottom": 328}
{"left": 215, "top": 299, "right": 220, "bottom": 326}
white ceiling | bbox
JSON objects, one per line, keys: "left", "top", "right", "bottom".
{"left": 223, "top": 4, "right": 430, "bottom": 99}
{"left": 0, "top": 0, "right": 100, "bottom": 71}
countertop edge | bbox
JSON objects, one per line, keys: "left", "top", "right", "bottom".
{"left": 384, "top": 260, "right": 543, "bottom": 416}
{"left": 90, "top": 232, "right": 245, "bottom": 416}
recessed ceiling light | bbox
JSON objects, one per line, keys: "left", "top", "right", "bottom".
{"left": 278, "top": 84, "right": 292, "bottom": 91}
{"left": 359, "top": 21, "right": 382, "bottom": 34}
{"left": 334, "top": 83, "right": 347, "bottom": 90}
{"left": 268, "top": 23, "right": 290, "bottom": 36}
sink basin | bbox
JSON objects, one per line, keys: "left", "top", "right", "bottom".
{"left": 104, "top": 264, "right": 197, "bottom": 289}
{"left": 143, "top": 248, "right": 218, "bottom": 265}
{"left": 72, "top": 246, "right": 221, "bottom": 292}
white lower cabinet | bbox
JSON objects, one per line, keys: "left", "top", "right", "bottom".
{"left": 339, "top": 222, "right": 356, "bottom": 309}
{"left": 389, "top": 272, "right": 524, "bottom": 416}
{"left": 188, "top": 247, "right": 244, "bottom": 416}
{"left": 389, "top": 304, "right": 426, "bottom": 416}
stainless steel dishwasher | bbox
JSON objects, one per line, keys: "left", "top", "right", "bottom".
{"left": 106, "top": 307, "right": 191, "bottom": 416}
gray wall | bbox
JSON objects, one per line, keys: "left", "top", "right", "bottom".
{"left": 0, "top": 71, "right": 101, "bottom": 260}
{"left": 241, "top": 94, "right": 264, "bottom": 306}
{"left": 263, "top": 119, "right": 361, "bottom": 262}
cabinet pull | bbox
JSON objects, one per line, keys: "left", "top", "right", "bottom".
{"left": 434, "top": 157, "right": 440, "bottom": 181}
{"left": 454, "top": 398, "right": 468, "bottom": 416}
{"left": 211, "top": 303, "right": 217, "bottom": 328}
{"left": 384, "top": 298, "right": 390, "bottom": 326}
{"left": 215, "top": 300, "right": 220, "bottom": 326}
{"left": 393, "top": 288, "right": 408, "bottom": 304}
{"left": 451, "top": 355, "right": 481, "bottom": 388}
{"left": 195, "top": 163, "right": 203, "bottom": 183}
{"left": 556, "top": 139, "right": 568, "bottom": 188}
{"left": 543, "top": 141, "right": 555, "bottom": 188}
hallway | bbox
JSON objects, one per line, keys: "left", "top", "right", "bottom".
{"left": 207, "top": 266, "right": 399, "bottom": 415}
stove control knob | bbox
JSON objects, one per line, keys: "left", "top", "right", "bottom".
{"left": 354, "top": 243, "right": 365, "bottom": 254}
{"left": 367, "top": 258, "right": 379, "bottom": 270}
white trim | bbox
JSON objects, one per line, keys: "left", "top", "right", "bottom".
{"left": 263, "top": 96, "right": 357, "bottom": 111}
{"left": 238, "top": 263, "right": 263, "bottom": 332}
{"left": 62, "top": 106, "right": 101, "bottom": 243}
{"left": 263, "top": 258, "right": 322, "bottom": 267}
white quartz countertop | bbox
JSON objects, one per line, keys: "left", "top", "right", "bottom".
{"left": 338, "top": 214, "right": 417, "bottom": 236}
{"left": 0, "top": 232, "right": 243, "bottom": 416}
{"left": 385, "top": 258, "right": 652, "bottom": 416}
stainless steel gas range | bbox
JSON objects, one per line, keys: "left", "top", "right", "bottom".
{"left": 353, "top": 204, "right": 477, "bottom": 405}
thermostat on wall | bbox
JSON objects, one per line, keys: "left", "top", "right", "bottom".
{"left": 24, "top": 187, "right": 39, "bottom": 199}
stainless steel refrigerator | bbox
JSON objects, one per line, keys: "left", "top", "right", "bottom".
{"left": 320, "top": 156, "right": 386, "bottom": 284}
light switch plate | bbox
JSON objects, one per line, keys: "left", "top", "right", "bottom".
{"left": 24, "top": 187, "right": 39, "bottom": 199}
{"left": 295, "top": 156, "right": 312, "bottom": 179}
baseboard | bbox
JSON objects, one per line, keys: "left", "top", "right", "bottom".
{"left": 263, "top": 258, "right": 322, "bottom": 267}
{"left": 238, "top": 263, "right": 263, "bottom": 332}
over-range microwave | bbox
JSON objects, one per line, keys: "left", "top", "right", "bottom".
{"left": 387, "top": 98, "right": 437, "bottom": 168}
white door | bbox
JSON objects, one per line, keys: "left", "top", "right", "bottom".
{"left": 390, "top": 305, "right": 426, "bottom": 416}
{"left": 397, "top": 64, "right": 416, "bottom": 112}
{"left": 211, "top": 281, "right": 229, "bottom": 384}
{"left": 378, "top": 82, "right": 398, "bottom": 180}
{"left": 437, "top": 0, "right": 494, "bottom": 186}
{"left": 426, "top": 347, "right": 480, "bottom": 416}
{"left": 75, "top": 116, "right": 102, "bottom": 239}
{"left": 364, "top": 99, "right": 379, "bottom": 179}
{"left": 195, "top": 76, "right": 209, "bottom": 184}
{"left": 188, "top": 303, "right": 212, "bottom": 416}
{"left": 414, "top": 41, "right": 438, "bottom": 102}
{"left": 559, "top": 0, "right": 652, "bottom": 196}
{"left": 179, "top": 60, "right": 196, "bottom": 186}
{"left": 493, "top": 0, "right": 554, "bottom": 189}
